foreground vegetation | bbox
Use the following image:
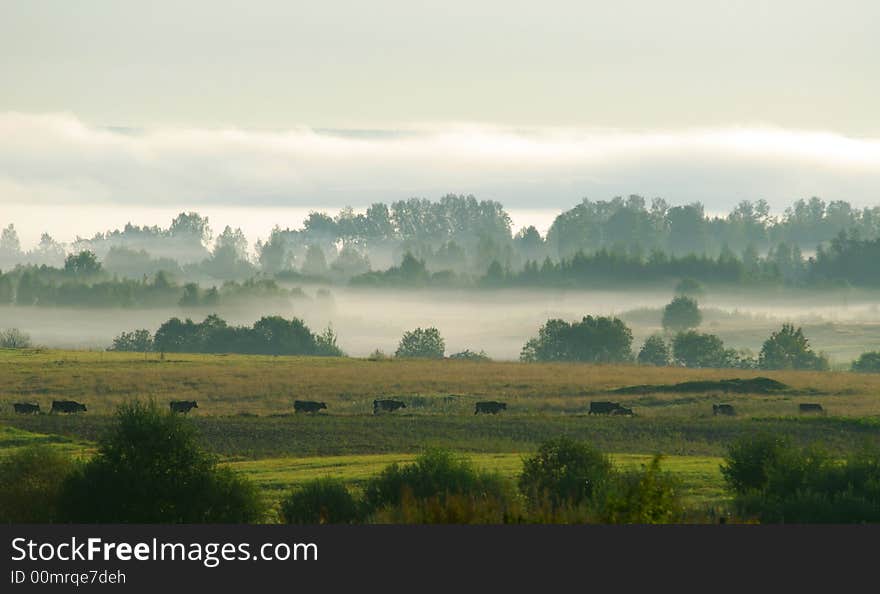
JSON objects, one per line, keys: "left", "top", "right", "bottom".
{"left": 2, "top": 350, "right": 879, "bottom": 523}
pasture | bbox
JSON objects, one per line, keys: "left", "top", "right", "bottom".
{"left": 2, "top": 348, "right": 880, "bottom": 519}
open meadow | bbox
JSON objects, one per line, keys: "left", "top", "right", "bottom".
{"left": 2, "top": 348, "right": 880, "bottom": 519}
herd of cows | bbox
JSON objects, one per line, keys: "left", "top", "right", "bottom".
{"left": 9, "top": 398, "right": 827, "bottom": 416}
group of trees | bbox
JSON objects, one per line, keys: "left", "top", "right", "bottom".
{"left": 0, "top": 255, "right": 296, "bottom": 309}
{"left": 6, "top": 195, "right": 880, "bottom": 288}
{"left": 521, "top": 312, "right": 829, "bottom": 371}
{"left": 110, "top": 314, "right": 343, "bottom": 357}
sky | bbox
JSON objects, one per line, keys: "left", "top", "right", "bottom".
{"left": 1, "top": 0, "right": 879, "bottom": 246}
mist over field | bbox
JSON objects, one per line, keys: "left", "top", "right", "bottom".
{"left": 4, "top": 285, "right": 879, "bottom": 365}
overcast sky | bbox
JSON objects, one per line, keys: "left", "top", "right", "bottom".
{"left": 1, "top": 0, "right": 878, "bottom": 243}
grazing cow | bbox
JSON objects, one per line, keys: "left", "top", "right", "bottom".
{"left": 373, "top": 399, "right": 406, "bottom": 414}
{"left": 713, "top": 404, "right": 736, "bottom": 416}
{"left": 294, "top": 400, "right": 327, "bottom": 413}
{"left": 589, "top": 401, "right": 632, "bottom": 415}
{"left": 799, "top": 403, "right": 825, "bottom": 415}
{"left": 169, "top": 400, "right": 198, "bottom": 414}
{"left": 51, "top": 400, "right": 86, "bottom": 414}
{"left": 475, "top": 401, "right": 507, "bottom": 415}
{"left": 13, "top": 402, "right": 40, "bottom": 414}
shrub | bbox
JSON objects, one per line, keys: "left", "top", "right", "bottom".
{"left": 722, "top": 437, "right": 880, "bottom": 523}
{"left": 519, "top": 437, "right": 614, "bottom": 508}
{"left": 592, "top": 456, "right": 684, "bottom": 524}
{"left": 395, "top": 327, "right": 445, "bottom": 359}
{"left": 280, "top": 478, "right": 362, "bottom": 524}
{"left": 637, "top": 335, "right": 670, "bottom": 366}
{"left": 447, "top": 349, "right": 491, "bottom": 361}
{"left": 662, "top": 296, "right": 702, "bottom": 332}
{"left": 851, "top": 351, "right": 880, "bottom": 373}
{"left": 0, "top": 446, "right": 77, "bottom": 523}
{"left": 108, "top": 329, "right": 153, "bottom": 352}
{"left": 59, "top": 401, "right": 264, "bottom": 523}
{"left": 364, "top": 449, "right": 508, "bottom": 513}
{"left": 721, "top": 434, "right": 790, "bottom": 494}
{"left": 758, "top": 323, "right": 829, "bottom": 371}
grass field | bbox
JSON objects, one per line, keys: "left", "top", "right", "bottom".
{"left": 2, "top": 348, "right": 879, "bottom": 520}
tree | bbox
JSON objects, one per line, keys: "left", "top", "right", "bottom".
{"left": 852, "top": 351, "right": 880, "bottom": 373}
{"left": 109, "top": 329, "right": 153, "bottom": 352}
{"left": 519, "top": 437, "right": 614, "bottom": 508}
{"left": 638, "top": 335, "right": 670, "bottom": 366}
{"left": 672, "top": 331, "right": 734, "bottom": 368}
{"left": 0, "top": 224, "right": 22, "bottom": 258}
{"left": 662, "top": 296, "right": 702, "bottom": 332}
{"left": 64, "top": 250, "right": 102, "bottom": 275}
{"left": 0, "top": 328, "right": 32, "bottom": 348}
{"left": 59, "top": 402, "right": 263, "bottom": 523}
{"left": 520, "top": 316, "right": 633, "bottom": 363}
{"left": 396, "top": 327, "right": 445, "bottom": 359}
{"left": 674, "top": 278, "right": 704, "bottom": 298}
{"left": 758, "top": 324, "right": 829, "bottom": 370}
{"left": 301, "top": 245, "right": 328, "bottom": 276}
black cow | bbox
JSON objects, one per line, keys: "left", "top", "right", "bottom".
{"left": 294, "top": 400, "right": 327, "bottom": 413}
{"left": 713, "top": 404, "right": 736, "bottom": 416}
{"left": 799, "top": 403, "right": 825, "bottom": 415}
{"left": 13, "top": 402, "right": 40, "bottom": 414}
{"left": 475, "top": 401, "right": 507, "bottom": 414}
{"left": 373, "top": 399, "right": 406, "bottom": 414}
{"left": 589, "top": 401, "right": 632, "bottom": 415}
{"left": 51, "top": 400, "right": 86, "bottom": 414}
{"left": 170, "top": 400, "right": 198, "bottom": 414}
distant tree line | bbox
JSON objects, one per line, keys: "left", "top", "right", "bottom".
{"left": 5, "top": 195, "right": 880, "bottom": 288}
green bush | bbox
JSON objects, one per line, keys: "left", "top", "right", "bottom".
{"left": 722, "top": 437, "right": 880, "bottom": 523}
{"left": 59, "top": 401, "right": 264, "bottom": 523}
{"left": 721, "top": 434, "right": 790, "bottom": 494}
{"left": 518, "top": 437, "right": 614, "bottom": 508}
{"left": 395, "top": 327, "right": 445, "bottom": 359}
{"left": 280, "top": 478, "right": 362, "bottom": 524}
{"left": 364, "top": 449, "right": 509, "bottom": 514}
{"left": 592, "top": 456, "right": 684, "bottom": 524}
{"left": 0, "top": 446, "right": 77, "bottom": 523}
{"left": 758, "top": 323, "right": 829, "bottom": 371}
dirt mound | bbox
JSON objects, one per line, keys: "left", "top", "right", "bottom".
{"left": 612, "top": 377, "right": 789, "bottom": 395}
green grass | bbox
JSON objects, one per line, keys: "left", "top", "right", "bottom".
{"left": 228, "top": 452, "right": 727, "bottom": 511}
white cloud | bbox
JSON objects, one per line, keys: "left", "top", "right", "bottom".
{"left": 2, "top": 112, "right": 880, "bottom": 217}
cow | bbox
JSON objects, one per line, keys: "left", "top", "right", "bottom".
{"left": 294, "top": 400, "right": 327, "bottom": 413}
{"left": 713, "top": 404, "right": 736, "bottom": 416}
{"left": 475, "top": 401, "right": 507, "bottom": 414}
{"left": 373, "top": 399, "right": 406, "bottom": 414}
{"left": 51, "top": 400, "right": 86, "bottom": 414}
{"left": 169, "top": 400, "right": 198, "bottom": 414}
{"left": 799, "top": 403, "right": 825, "bottom": 415}
{"left": 589, "top": 401, "right": 632, "bottom": 415}
{"left": 13, "top": 402, "right": 40, "bottom": 414}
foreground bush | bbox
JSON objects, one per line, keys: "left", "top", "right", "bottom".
{"left": 280, "top": 478, "right": 362, "bottom": 524}
{"left": 59, "top": 402, "right": 264, "bottom": 523}
{"left": 518, "top": 437, "right": 614, "bottom": 508}
{"left": 591, "top": 456, "right": 684, "bottom": 524}
{"left": 364, "top": 449, "right": 510, "bottom": 516}
{"left": 0, "top": 446, "right": 77, "bottom": 523}
{"left": 722, "top": 437, "right": 880, "bottom": 523}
